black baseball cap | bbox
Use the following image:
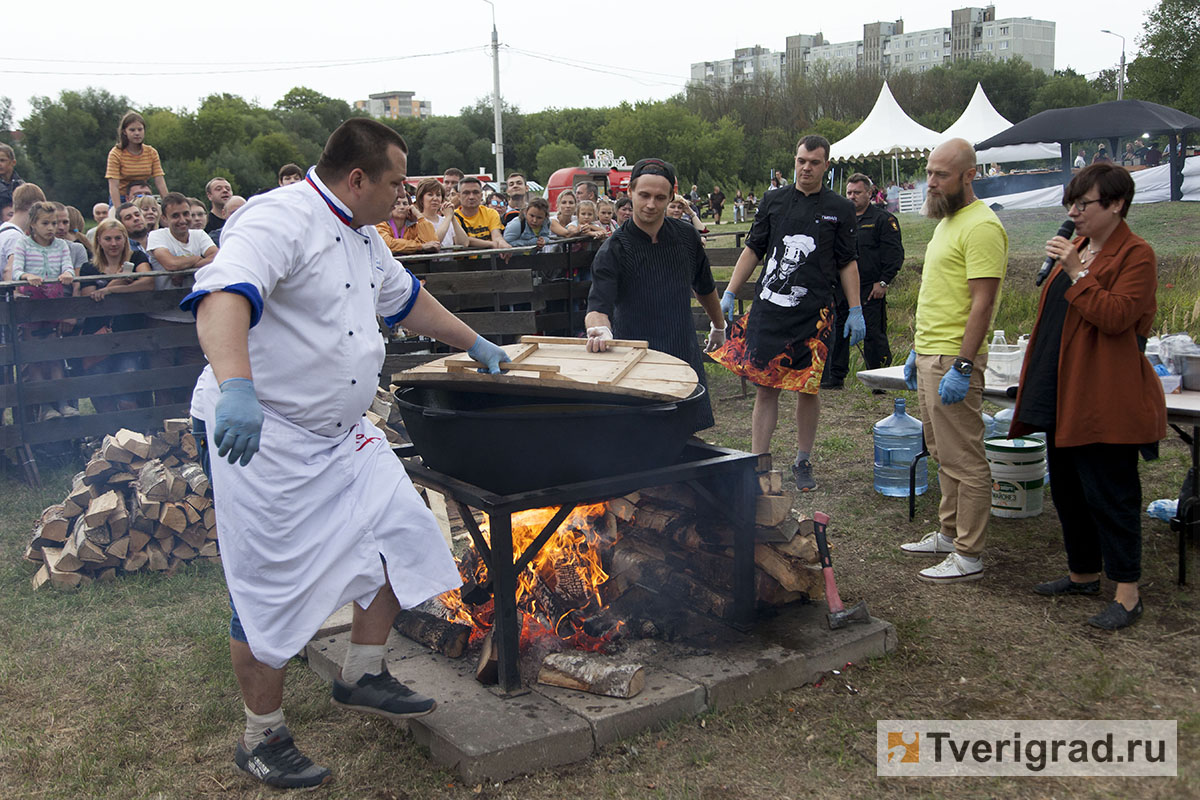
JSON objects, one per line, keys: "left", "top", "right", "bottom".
{"left": 629, "top": 158, "right": 676, "bottom": 190}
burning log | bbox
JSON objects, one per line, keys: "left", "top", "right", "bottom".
{"left": 537, "top": 652, "right": 645, "bottom": 699}
{"left": 476, "top": 628, "right": 499, "bottom": 685}
{"left": 392, "top": 606, "right": 471, "bottom": 659}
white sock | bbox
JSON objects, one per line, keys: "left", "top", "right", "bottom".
{"left": 341, "top": 642, "right": 386, "bottom": 684}
{"left": 244, "top": 705, "right": 285, "bottom": 750}
{"left": 938, "top": 533, "right": 955, "bottom": 546}
{"left": 958, "top": 553, "right": 981, "bottom": 564}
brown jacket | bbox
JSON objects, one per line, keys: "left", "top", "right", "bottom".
{"left": 1011, "top": 220, "right": 1166, "bottom": 448}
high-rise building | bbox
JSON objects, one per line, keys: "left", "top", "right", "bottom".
{"left": 354, "top": 91, "right": 432, "bottom": 120}
{"left": 689, "top": 45, "right": 786, "bottom": 87}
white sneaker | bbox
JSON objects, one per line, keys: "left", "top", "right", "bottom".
{"left": 60, "top": 405, "right": 79, "bottom": 417}
{"left": 918, "top": 553, "right": 984, "bottom": 583}
{"left": 900, "top": 531, "right": 956, "bottom": 556}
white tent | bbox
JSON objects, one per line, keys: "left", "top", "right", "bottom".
{"left": 829, "top": 82, "right": 944, "bottom": 162}
{"left": 942, "top": 83, "right": 1060, "bottom": 164}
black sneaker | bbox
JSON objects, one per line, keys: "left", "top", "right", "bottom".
{"left": 1033, "top": 576, "right": 1101, "bottom": 596}
{"left": 792, "top": 460, "right": 816, "bottom": 492}
{"left": 332, "top": 667, "right": 437, "bottom": 721}
{"left": 820, "top": 380, "right": 844, "bottom": 390}
{"left": 234, "top": 725, "right": 331, "bottom": 790}
{"left": 1087, "top": 599, "right": 1143, "bottom": 630}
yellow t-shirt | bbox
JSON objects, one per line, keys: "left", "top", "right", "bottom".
{"left": 105, "top": 144, "right": 164, "bottom": 197}
{"left": 914, "top": 199, "right": 1008, "bottom": 355}
{"left": 455, "top": 206, "right": 501, "bottom": 242}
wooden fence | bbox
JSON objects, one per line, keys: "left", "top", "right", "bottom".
{"left": 1, "top": 237, "right": 752, "bottom": 480}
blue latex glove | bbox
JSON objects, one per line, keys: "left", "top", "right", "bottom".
{"left": 213, "top": 378, "right": 263, "bottom": 467}
{"left": 468, "top": 335, "right": 510, "bottom": 374}
{"left": 843, "top": 306, "right": 866, "bottom": 346}
{"left": 938, "top": 367, "right": 970, "bottom": 405}
{"left": 720, "top": 290, "right": 737, "bottom": 323}
{"left": 903, "top": 350, "right": 918, "bottom": 390}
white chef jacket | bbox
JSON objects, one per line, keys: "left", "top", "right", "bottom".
{"left": 183, "top": 169, "right": 461, "bottom": 668}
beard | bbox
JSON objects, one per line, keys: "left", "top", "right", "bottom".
{"left": 921, "top": 183, "right": 969, "bottom": 219}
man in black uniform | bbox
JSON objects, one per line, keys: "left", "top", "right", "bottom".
{"left": 585, "top": 158, "right": 727, "bottom": 432}
{"left": 823, "top": 173, "right": 904, "bottom": 389}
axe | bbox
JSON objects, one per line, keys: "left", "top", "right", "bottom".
{"left": 812, "top": 511, "right": 870, "bottom": 630}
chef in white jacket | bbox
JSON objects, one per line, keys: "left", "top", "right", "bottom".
{"left": 182, "top": 118, "right": 509, "bottom": 791}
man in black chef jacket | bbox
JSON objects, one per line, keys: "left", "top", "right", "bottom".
{"left": 585, "top": 158, "right": 728, "bottom": 432}
{"left": 711, "top": 135, "right": 865, "bottom": 491}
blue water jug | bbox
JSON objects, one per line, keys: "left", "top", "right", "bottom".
{"left": 873, "top": 397, "right": 928, "bottom": 497}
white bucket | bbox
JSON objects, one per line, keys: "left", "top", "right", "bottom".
{"left": 986, "top": 437, "right": 1046, "bottom": 518}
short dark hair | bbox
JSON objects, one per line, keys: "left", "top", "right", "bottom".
{"left": 1064, "top": 163, "right": 1136, "bottom": 218}
{"left": 160, "top": 191, "right": 189, "bottom": 212}
{"left": 316, "top": 118, "right": 407, "bottom": 182}
{"left": 506, "top": 171, "right": 525, "bottom": 182}
{"left": 458, "top": 176, "right": 483, "bottom": 190}
{"left": 443, "top": 167, "right": 465, "bottom": 180}
{"left": 614, "top": 197, "right": 632, "bottom": 211}
{"left": 796, "top": 134, "right": 831, "bottom": 160}
{"left": 575, "top": 180, "right": 598, "bottom": 198}
{"left": 127, "top": 179, "right": 152, "bottom": 194}
{"left": 525, "top": 197, "right": 549, "bottom": 214}
{"left": 847, "top": 172, "right": 872, "bottom": 188}
{"left": 187, "top": 196, "right": 205, "bottom": 210}
{"left": 116, "top": 201, "right": 139, "bottom": 218}
{"left": 278, "top": 162, "right": 303, "bottom": 181}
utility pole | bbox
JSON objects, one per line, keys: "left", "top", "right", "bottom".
{"left": 1100, "top": 29, "right": 1126, "bottom": 101}
{"left": 483, "top": 0, "right": 504, "bottom": 181}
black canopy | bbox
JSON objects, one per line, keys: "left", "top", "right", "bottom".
{"left": 976, "top": 99, "right": 1200, "bottom": 148}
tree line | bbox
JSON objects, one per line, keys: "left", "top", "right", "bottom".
{"left": 3, "top": 0, "right": 1192, "bottom": 212}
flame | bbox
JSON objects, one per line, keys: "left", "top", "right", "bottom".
{"left": 709, "top": 306, "right": 833, "bottom": 392}
{"left": 437, "top": 503, "right": 621, "bottom": 651}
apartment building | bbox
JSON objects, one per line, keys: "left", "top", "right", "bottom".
{"left": 354, "top": 91, "right": 432, "bottom": 120}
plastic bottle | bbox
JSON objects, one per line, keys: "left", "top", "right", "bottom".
{"left": 993, "top": 407, "right": 1014, "bottom": 438}
{"left": 873, "top": 397, "right": 928, "bottom": 497}
{"left": 1147, "top": 499, "right": 1178, "bottom": 521}
{"left": 992, "top": 330, "right": 1007, "bottom": 347}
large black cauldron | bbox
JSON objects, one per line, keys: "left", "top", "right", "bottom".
{"left": 393, "top": 385, "right": 706, "bottom": 495}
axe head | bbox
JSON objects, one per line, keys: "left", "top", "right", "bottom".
{"left": 827, "top": 600, "right": 870, "bottom": 630}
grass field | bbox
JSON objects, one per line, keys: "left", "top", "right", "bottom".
{"left": 0, "top": 201, "right": 1197, "bottom": 799}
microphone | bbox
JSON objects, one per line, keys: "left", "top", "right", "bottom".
{"left": 1035, "top": 219, "right": 1076, "bottom": 287}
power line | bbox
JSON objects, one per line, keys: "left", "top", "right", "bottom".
{"left": 504, "top": 47, "right": 689, "bottom": 89}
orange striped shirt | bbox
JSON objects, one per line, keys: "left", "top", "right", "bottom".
{"left": 105, "top": 145, "right": 164, "bottom": 197}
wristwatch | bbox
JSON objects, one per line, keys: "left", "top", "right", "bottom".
{"left": 951, "top": 357, "right": 974, "bottom": 377}
{"left": 878, "top": 281, "right": 888, "bottom": 289}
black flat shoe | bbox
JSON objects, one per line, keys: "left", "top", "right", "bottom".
{"left": 1087, "top": 599, "right": 1143, "bottom": 630}
{"left": 1033, "top": 576, "right": 1101, "bottom": 596}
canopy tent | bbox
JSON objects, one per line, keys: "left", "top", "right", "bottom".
{"left": 976, "top": 99, "right": 1200, "bottom": 200}
{"left": 939, "top": 83, "right": 1059, "bottom": 164}
{"left": 829, "top": 82, "right": 943, "bottom": 162}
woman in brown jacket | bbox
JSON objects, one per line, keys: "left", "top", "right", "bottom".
{"left": 1011, "top": 164, "right": 1165, "bottom": 630}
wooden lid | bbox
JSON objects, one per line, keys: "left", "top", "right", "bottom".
{"left": 395, "top": 336, "right": 699, "bottom": 402}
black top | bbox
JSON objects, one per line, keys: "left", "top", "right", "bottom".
{"left": 204, "top": 210, "right": 226, "bottom": 233}
{"left": 709, "top": 191, "right": 725, "bottom": 211}
{"left": 743, "top": 185, "right": 857, "bottom": 321}
{"left": 79, "top": 252, "right": 151, "bottom": 335}
{"left": 0, "top": 170, "right": 23, "bottom": 209}
{"left": 852, "top": 204, "right": 904, "bottom": 286}
{"left": 1016, "top": 270, "right": 1071, "bottom": 431}
{"left": 587, "top": 216, "right": 716, "bottom": 430}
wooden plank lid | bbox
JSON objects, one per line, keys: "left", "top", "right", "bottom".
{"left": 394, "top": 336, "right": 699, "bottom": 402}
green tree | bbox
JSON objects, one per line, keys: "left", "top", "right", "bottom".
{"left": 274, "top": 87, "right": 357, "bottom": 131}
{"left": 535, "top": 141, "right": 583, "bottom": 184}
{"left": 1030, "top": 70, "right": 1103, "bottom": 115}
{"left": 1127, "top": 0, "right": 1200, "bottom": 113}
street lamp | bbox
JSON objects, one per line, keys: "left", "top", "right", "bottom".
{"left": 482, "top": 0, "right": 505, "bottom": 182}
{"left": 1100, "top": 29, "right": 1125, "bottom": 101}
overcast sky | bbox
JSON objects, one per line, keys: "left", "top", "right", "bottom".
{"left": 5, "top": 0, "right": 1155, "bottom": 126}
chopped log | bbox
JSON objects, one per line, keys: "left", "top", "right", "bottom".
{"left": 162, "top": 418, "right": 190, "bottom": 432}
{"left": 100, "top": 435, "right": 135, "bottom": 464}
{"left": 109, "top": 501, "right": 129, "bottom": 540}
{"left": 24, "top": 542, "right": 44, "bottom": 563}
{"left": 203, "top": 508, "right": 216, "bottom": 530}
{"left": 95, "top": 568, "right": 118, "bottom": 582}
{"left": 179, "top": 462, "right": 210, "bottom": 497}
{"left": 128, "top": 529, "right": 151, "bottom": 553}
{"left": 160, "top": 429, "right": 181, "bottom": 447}
{"left": 537, "top": 652, "right": 645, "bottom": 699}
{"left": 754, "top": 494, "right": 792, "bottom": 527}
{"left": 183, "top": 503, "right": 202, "bottom": 527}
{"left": 31, "top": 564, "right": 51, "bottom": 589}
{"left": 146, "top": 542, "right": 169, "bottom": 571}
{"left": 392, "top": 608, "right": 471, "bottom": 658}
{"left": 107, "top": 472, "right": 136, "bottom": 488}
{"left": 633, "top": 506, "right": 671, "bottom": 533}
{"left": 137, "top": 461, "right": 171, "bottom": 501}
{"left": 755, "top": 453, "right": 773, "bottom": 473}
{"left": 123, "top": 550, "right": 149, "bottom": 572}
{"left": 34, "top": 503, "right": 71, "bottom": 544}
{"left": 64, "top": 472, "right": 91, "bottom": 517}
{"left": 131, "top": 491, "right": 160, "bottom": 532}
{"left": 171, "top": 540, "right": 197, "bottom": 560}
{"left": 179, "top": 433, "right": 198, "bottom": 460}
{"left": 608, "top": 495, "right": 638, "bottom": 523}
{"left": 637, "top": 484, "right": 699, "bottom": 510}
{"left": 756, "top": 571, "right": 807, "bottom": 606}
{"left": 73, "top": 524, "right": 108, "bottom": 563}
{"left": 84, "top": 458, "right": 116, "bottom": 487}
{"left": 147, "top": 435, "right": 171, "bottom": 460}
{"left": 153, "top": 523, "right": 176, "bottom": 540}
{"left": 757, "top": 470, "right": 784, "bottom": 495}
{"left": 161, "top": 455, "right": 181, "bottom": 468}
{"left": 51, "top": 542, "right": 84, "bottom": 573}
{"left": 114, "top": 429, "right": 152, "bottom": 459}
{"left": 754, "top": 544, "right": 822, "bottom": 595}
{"left": 185, "top": 493, "right": 212, "bottom": 512}
{"left": 198, "top": 541, "right": 219, "bottom": 558}
{"left": 84, "top": 491, "right": 122, "bottom": 528}
{"left": 158, "top": 502, "right": 188, "bottom": 534}
{"left": 178, "top": 525, "right": 206, "bottom": 550}
{"left": 755, "top": 518, "right": 799, "bottom": 544}
{"left": 772, "top": 532, "right": 819, "bottom": 564}
{"left": 72, "top": 514, "right": 111, "bottom": 548}
{"left": 105, "top": 537, "right": 130, "bottom": 560}
{"left": 46, "top": 561, "right": 86, "bottom": 589}
{"left": 475, "top": 628, "right": 498, "bottom": 685}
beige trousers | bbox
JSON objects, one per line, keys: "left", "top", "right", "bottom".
{"left": 915, "top": 354, "right": 992, "bottom": 557}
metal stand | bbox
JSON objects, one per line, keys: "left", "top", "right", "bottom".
{"left": 908, "top": 431, "right": 930, "bottom": 522}
{"left": 1169, "top": 423, "right": 1199, "bottom": 586}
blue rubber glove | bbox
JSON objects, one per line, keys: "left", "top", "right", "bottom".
{"left": 843, "top": 306, "right": 866, "bottom": 346}
{"left": 938, "top": 367, "right": 970, "bottom": 405}
{"left": 720, "top": 290, "right": 737, "bottom": 323}
{"left": 212, "top": 378, "right": 263, "bottom": 467}
{"left": 903, "top": 350, "right": 918, "bottom": 390}
{"left": 467, "top": 335, "right": 510, "bottom": 374}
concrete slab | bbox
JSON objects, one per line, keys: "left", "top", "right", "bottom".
{"left": 533, "top": 663, "right": 705, "bottom": 748}
{"left": 313, "top": 603, "right": 354, "bottom": 640}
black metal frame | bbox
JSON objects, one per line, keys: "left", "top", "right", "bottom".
{"left": 1169, "top": 423, "right": 1199, "bottom": 586}
{"left": 394, "top": 440, "right": 759, "bottom": 695}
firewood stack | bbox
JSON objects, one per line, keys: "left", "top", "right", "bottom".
{"left": 26, "top": 421, "right": 219, "bottom": 589}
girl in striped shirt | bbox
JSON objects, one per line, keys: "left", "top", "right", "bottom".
{"left": 105, "top": 111, "right": 169, "bottom": 209}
